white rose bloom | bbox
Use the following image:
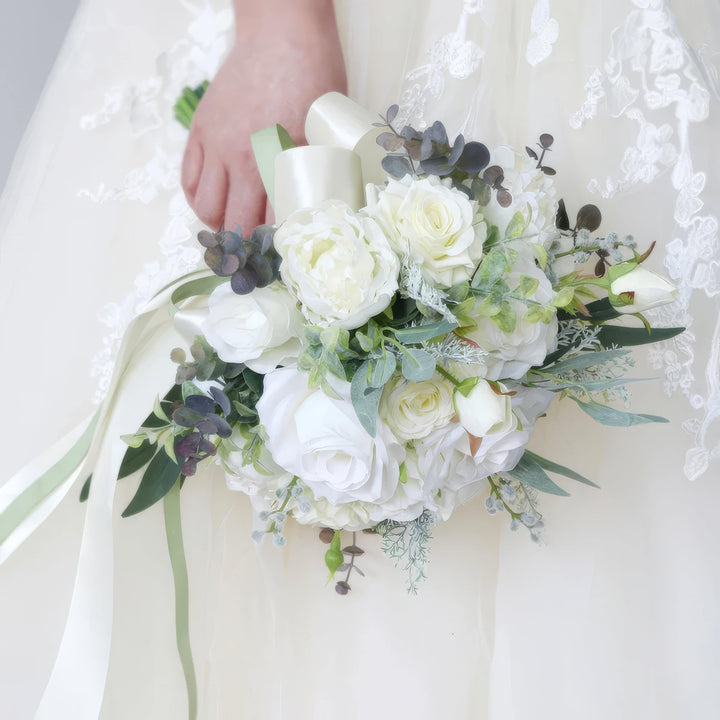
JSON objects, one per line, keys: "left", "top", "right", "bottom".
{"left": 379, "top": 375, "right": 455, "bottom": 442}
{"left": 416, "top": 385, "right": 554, "bottom": 520}
{"left": 203, "top": 282, "right": 303, "bottom": 373}
{"left": 293, "top": 464, "right": 427, "bottom": 531}
{"left": 466, "top": 243, "right": 558, "bottom": 380}
{"left": 482, "top": 146, "right": 559, "bottom": 247}
{"left": 273, "top": 200, "right": 399, "bottom": 330}
{"left": 454, "top": 378, "right": 516, "bottom": 438}
{"left": 610, "top": 265, "right": 677, "bottom": 313}
{"left": 256, "top": 367, "right": 406, "bottom": 510}
{"left": 366, "top": 174, "right": 486, "bottom": 288}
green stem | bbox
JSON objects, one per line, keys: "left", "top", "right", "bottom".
{"left": 435, "top": 364, "right": 461, "bottom": 387}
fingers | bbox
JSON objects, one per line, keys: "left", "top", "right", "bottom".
{"left": 181, "top": 133, "right": 203, "bottom": 202}
{"left": 264, "top": 198, "right": 275, "bottom": 226}
{"left": 224, "top": 158, "right": 266, "bottom": 234}
{"left": 192, "top": 153, "right": 228, "bottom": 230}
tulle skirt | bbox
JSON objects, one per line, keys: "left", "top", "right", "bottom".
{"left": 2, "top": 0, "right": 720, "bottom": 717}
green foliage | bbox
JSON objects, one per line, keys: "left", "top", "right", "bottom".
{"left": 522, "top": 450, "right": 599, "bottom": 488}
{"left": 507, "top": 453, "right": 570, "bottom": 496}
{"left": 573, "top": 399, "right": 669, "bottom": 426}
{"left": 324, "top": 530, "right": 344, "bottom": 581}
{"left": 122, "top": 448, "right": 183, "bottom": 518}
{"left": 375, "top": 511, "right": 434, "bottom": 594}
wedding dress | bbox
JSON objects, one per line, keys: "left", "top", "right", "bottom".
{"left": 1, "top": 0, "right": 719, "bottom": 718}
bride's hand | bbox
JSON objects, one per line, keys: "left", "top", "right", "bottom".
{"left": 181, "top": 0, "right": 346, "bottom": 232}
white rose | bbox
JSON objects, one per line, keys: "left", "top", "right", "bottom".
{"left": 256, "top": 367, "right": 406, "bottom": 508}
{"left": 472, "top": 386, "right": 554, "bottom": 478}
{"left": 415, "top": 386, "right": 554, "bottom": 520}
{"left": 202, "top": 282, "right": 303, "bottom": 373}
{"left": 379, "top": 375, "right": 455, "bottom": 442}
{"left": 466, "top": 243, "right": 558, "bottom": 379}
{"left": 293, "top": 465, "right": 426, "bottom": 531}
{"left": 482, "top": 146, "right": 559, "bottom": 247}
{"left": 273, "top": 200, "right": 399, "bottom": 330}
{"left": 609, "top": 265, "right": 677, "bottom": 313}
{"left": 453, "top": 378, "right": 516, "bottom": 438}
{"left": 366, "top": 174, "right": 485, "bottom": 288}
{"left": 412, "top": 424, "right": 486, "bottom": 521}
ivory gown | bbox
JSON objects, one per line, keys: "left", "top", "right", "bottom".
{"left": 1, "top": 1, "right": 719, "bottom": 718}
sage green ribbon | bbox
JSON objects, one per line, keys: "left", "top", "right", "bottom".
{"left": 0, "top": 410, "right": 99, "bottom": 558}
{"left": 164, "top": 479, "right": 197, "bottom": 720}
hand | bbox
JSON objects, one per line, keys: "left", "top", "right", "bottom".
{"left": 181, "top": 1, "right": 347, "bottom": 232}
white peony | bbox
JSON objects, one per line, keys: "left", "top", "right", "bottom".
{"left": 273, "top": 200, "right": 399, "bottom": 330}
{"left": 379, "top": 375, "right": 455, "bottom": 442}
{"left": 609, "top": 265, "right": 677, "bottom": 313}
{"left": 202, "top": 282, "right": 303, "bottom": 373}
{"left": 465, "top": 243, "right": 558, "bottom": 380}
{"left": 256, "top": 367, "right": 406, "bottom": 510}
{"left": 366, "top": 174, "right": 485, "bottom": 288}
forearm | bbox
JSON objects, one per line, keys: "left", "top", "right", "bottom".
{"left": 231, "top": 0, "right": 340, "bottom": 41}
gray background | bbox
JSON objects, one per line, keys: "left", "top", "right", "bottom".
{"left": 0, "top": 0, "right": 81, "bottom": 194}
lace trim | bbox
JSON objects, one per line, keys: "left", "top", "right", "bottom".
{"left": 80, "top": 2, "right": 232, "bottom": 402}
{"left": 570, "top": 0, "right": 720, "bottom": 480}
{"left": 525, "top": 0, "right": 558, "bottom": 67}
{"left": 395, "top": 2, "right": 484, "bottom": 129}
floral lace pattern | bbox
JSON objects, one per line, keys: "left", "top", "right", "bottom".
{"left": 395, "top": 2, "right": 484, "bottom": 129}
{"left": 525, "top": 0, "right": 558, "bottom": 67}
{"left": 80, "top": 2, "right": 232, "bottom": 402}
{"left": 570, "top": 0, "right": 719, "bottom": 480}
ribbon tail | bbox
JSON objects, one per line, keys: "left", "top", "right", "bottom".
{"left": 164, "top": 479, "right": 198, "bottom": 720}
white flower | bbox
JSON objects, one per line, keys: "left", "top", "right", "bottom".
{"left": 610, "top": 265, "right": 677, "bottom": 313}
{"left": 256, "top": 367, "right": 406, "bottom": 510}
{"left": 379, "top": 375, "right": 455, "bottom": 442}
{"left": 453, "top": 378, "right": 516, "bottom": 438}
{"left": 482, "top": 146, "right": 559, "bottom": 247}
{"left": 202, "top": 282, "right": 303, "bottom": 373}
{"left": 366, "top": 175, "right": 485, "bottom": 288}
{"left": 415, "top": 385, "right": 554, "bottom": 520}
{"left": 465, "top": 243, "right": 558, "bottom": 380}
{"left": 273, "top": 200, "right": 399, "bottom": 330}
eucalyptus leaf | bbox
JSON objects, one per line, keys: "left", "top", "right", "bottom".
{"left": 368, "top": 353, "right": 397, "bottom": 387}
{"left": 392, "top": 317, "right": 457, "bottom": 344}
{"left": 492, "top": 301, "right": 516, "bottom": 333}
{"left": 507, "top": 454, "right": 570, "bottom": 496}
{"left": 505, "top": 211, "right": 527, "bottom": 240}
{"left": 350, "top": 362, "right": 382, "bottom": 436}
{"left": 382, "top": 155, "right": 413, "bottom": 178}
{"left": 517, "top": 275, "right": 539, "bottom": 299}
{"left": 121, "top": 449, "right": 183, "bottom": 517}
{"left": 574, "top": 399, "right": 668, "bottom": 426}
{"left": 523, "top": 450, "right": 599, "bottom": 488}
{"left": 401, "top": 348, "right": 436, "bottom": 381}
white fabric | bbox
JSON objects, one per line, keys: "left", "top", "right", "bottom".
{"left": 1, "top": 0, "right": 719, "bottom": 718}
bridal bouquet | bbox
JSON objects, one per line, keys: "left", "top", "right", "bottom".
{"left": 122, "top": 93, "right": 681, "bottom": 593}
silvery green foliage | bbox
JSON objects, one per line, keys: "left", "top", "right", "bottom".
{"left": 399, "top": 256, "right": 456, "bottom": 322}
{"left": 422, "top": 332, "right": 488, "bottom": 366}
{"left": 487, "top": 476, "right": 545, "bottom": 542}
{"left": 375, "top": 511, "right": 434, "bottom": 594}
